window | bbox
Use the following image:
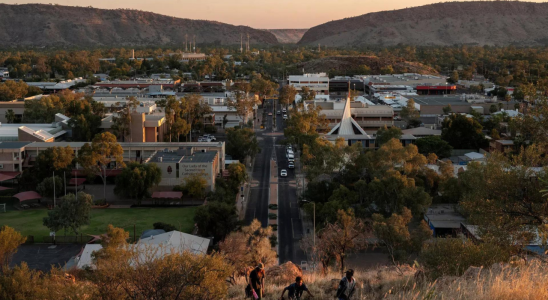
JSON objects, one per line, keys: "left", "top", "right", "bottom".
{"left": 13, "top": 152, "right": 20, "bottom": 160}
{"left": 14, "top": 164, "right": 19, "bottom": 171}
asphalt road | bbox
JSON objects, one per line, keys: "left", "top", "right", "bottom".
{"left": 244, "top": 100, "right": 274, "bottom": 227}
{"left": 244, "top": 99, "right": 307, "bottom": 265}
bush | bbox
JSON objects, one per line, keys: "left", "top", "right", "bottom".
{"left": 268, "top": 204, "right": 278, "bottom": 210}
{"left": 93, "top": 199, "right": 107, "bottom": 206}
{"left": 271, "top": 224, "right": 278, "bottom": 231}
{"left": 419, "top": 238, "right": 510, "bottom": 279}
{"left": 268, "top": 213, "right": 277, "bottom": 220}
{"left": 153, "top": 222, "right": 177, "bottom": 232}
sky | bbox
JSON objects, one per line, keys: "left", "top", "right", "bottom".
{"left": 3, "top": 0, "right": 545, "bottom": 29}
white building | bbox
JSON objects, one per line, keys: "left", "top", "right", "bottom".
{"left": 287, "top": 73, "right": 329, "bottom": 95}
{"left": 0, "top": 68, "right": 9, "bottom": 79}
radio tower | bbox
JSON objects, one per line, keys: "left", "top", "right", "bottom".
{"left": 247, "top": 33, "right": 250, "bottom": 52}
{"left": 193, "top": 35, "right": 196, "bottom": 53}
{"left": 185, "top": 34, "right": 188, "bottom": 52}
{"left": 240, "top": 34, "right": 243, "bottom": 53}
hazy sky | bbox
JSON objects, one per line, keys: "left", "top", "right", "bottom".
{"left": 3, "top": 0, "right": 544, "bottom": 29}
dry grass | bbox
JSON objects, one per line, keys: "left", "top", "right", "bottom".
{"left": 228, "top": 260, "right": 548, "bottom": 300}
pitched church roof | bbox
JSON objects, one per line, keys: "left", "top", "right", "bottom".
{"left": 327, "top": 95, "right": 370, "bottom": 138}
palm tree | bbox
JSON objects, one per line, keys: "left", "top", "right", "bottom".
{"left": 5, "top": 109, "right": 15, "bottom": 124}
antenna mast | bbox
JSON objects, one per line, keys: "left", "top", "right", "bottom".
{"left": 193, "top": 35, "right": 196, "bottom": 53}
{"left": 185, "top": 34, "right": 188, "bottom": 52}
{"left": 240, "top": 34, "right": 243, "bottom": 53}
{"left": 247, "top": 33, "right": 250, "bottom": 52}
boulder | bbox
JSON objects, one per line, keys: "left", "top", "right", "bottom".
{"left": 266, "top": 261, "right": 303, "bottom": 283}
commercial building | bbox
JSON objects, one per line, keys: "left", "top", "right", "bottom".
{"left": 178, "top": 53, "right": 207, "bottom": 63}
{"left": 0, "top": 141, "right": 225, "bottom": 188}
{"left": 26, "top": 78, "right": 87, "bottom": 94}
{"left": 94, "top": 79, "right": 180, "bottom": 90}
{"left": 329, "top": 77, "right": 365, "bottom": 94}
{"left": 287, "top": 73, "right": 329, "bottom": 95}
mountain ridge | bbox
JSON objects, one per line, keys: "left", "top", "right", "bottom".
{"left": 0, "top": 4, "right": 279, "bottom": 48}
{"left": 265, "top": 29, "right": 308, "bottom": 44}
{"left": 299, "top": 1, "right": 548, "bottom": 46}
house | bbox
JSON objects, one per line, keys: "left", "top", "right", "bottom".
{"left": 74, "top": 231, "right": 211, "bottom": 270}
{"left": 424, "top": 204, "right": 466, "bottom": 237}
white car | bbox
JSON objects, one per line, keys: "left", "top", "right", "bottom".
{"left": 198, "top": 137, "right": 211, "bottom": 142}
{"left": 280, "top": 169, "right": 288, "bottom": 177}
{"left": 283, "top": 114, "right": 288, "bottom": 120}
{"left": 288, "top": 162, "right": 295, "bottom": 169}
{"left": 282, "top": 108, "right": 287, "bottom": 113}
{"left": 277, "top": 111, "right": 281, "bottom": 115}
{"left": 205, "top": 135, "right": 216, "bottom": 141}
{"left": 286, "top": 145, "right": 292, "bottom": 151}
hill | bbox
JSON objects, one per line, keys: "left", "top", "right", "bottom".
{"left": 295, "top": 55, "right": 439, "bottom": 75}
{"left": 0, "top": 4, "right": 278, "bottom": 48}
{"left": 266, "top": 29, "right": 308, "bottom": 44}
{"left": 299, "top": 1, "right": 548, "bottom": 47}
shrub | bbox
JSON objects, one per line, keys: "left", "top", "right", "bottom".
{"left": 268, "top": 204, "right": 278, "bottom": 210}
{"left": 268, "top": 213, "right": 277, "bottom": 220}
{"left": 204, "top": 125, "right": 217, "bottom": 134}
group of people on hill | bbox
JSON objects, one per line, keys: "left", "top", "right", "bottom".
{"left": 246, "top": 263, "right": 356, "bottom": 300}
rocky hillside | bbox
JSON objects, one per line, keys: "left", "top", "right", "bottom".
{"left": 0, "top": 4, "right": 278, "bottom": 48}
{"left": 266, "top": 29, "right": 308, "bottom": 44}
{"left": 295, "top": 56, "right": 439, "bottom": 75}
{"left": 299, "top": 1, "right": 548, "bottom": 47}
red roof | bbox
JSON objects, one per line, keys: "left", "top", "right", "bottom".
{"left": 416, "top": 85, "right": 457, "bottom": 90}
{"left": 0, "top": 172, "right": 20, "bottom": 182}
{"left": 151, "top": 192, "right": 183, "bottom": 199}
{"left": 14, "top": 191, "right": 42, "bottom": 202}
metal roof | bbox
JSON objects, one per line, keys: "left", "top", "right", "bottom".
{"left": 327, "top": 99, "right": 370, "bottom": 137}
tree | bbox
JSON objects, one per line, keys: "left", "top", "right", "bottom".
{"left": 251, "top": 75, "right": 277, "bottom": 102}
{"left": 0, "top": 226, "right": 26, "bottom": 274}
{"left": 66, "top": 97, "right": 104, "bottom": 141}
{"left": 376, "top": 126, "right": 402, "bottom": 146}
{"left": 220, "top": 219, "right": 277, "bottom": 270}
{"left": 0, "top": 81, "right": 29, "bottom": 101}
{"left": 226, "top": 127, "right": 260, "bottom": 161}
{"left": 194, "top": 201, "right": 238, "bottom": 242}
{"left": 373, "top": 208, "right": 431, "bottom": 268}
{"left": 415, "top": 136, "right": 453, "bottom": 158}
{"left": 489, "top": 104, "right": 498, "bottom": 114}
{"left": 441, "top": 114, "right": 486, "bottom": 149}
{"left": 183, "top": 172, "right": 208, "bottom": 199}
{"left": 227, "top": 162, "right": 248, "bottom": 193}
{"left": 284, "top": 106, "right": 328, "bottom": 148}
{"left": 442, "top": 104, "right": 452, "bottom": 115}
{"left": 114, "top": 162, "right": 162, "bottom": 202}
{"left": 317, "top": 209, "right": 369, "bottom": 273}
{"left": 42, "top": 192, "right": 93, "bottom": 235}
{"left": 460, "top": 146, "right": 548, "bottom": 248}
{"left": 227, "top": 90, "right": 258, "bottom": 125}
{"left": 400, "top": 99, "right": 420, "bottom": 127}
{"left": 448, "top": 70, "right": 459, "bottom": 84}
{"left": 78, "top": 132, "right": 125, "bottom": 201}
{"left": 300, "top": 86, "right": 316, "bottom": 101}
{"left": 4, "top": 109, "right": 15, "bottom": 124}
{"left": 36, "top": 176, "right": 64, "bottom": 198}
{"left": 279, "top": 85, "right": 297, "bottom": 106}
{"left": 111, "top": 97, "right": 138, "bottom": 142}
{"left": 34, "top": 146, "right": 74, "bottom": 181}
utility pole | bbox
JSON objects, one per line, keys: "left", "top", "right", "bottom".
{"left": 185, "top": 34, "right": 188, "bottom": 52}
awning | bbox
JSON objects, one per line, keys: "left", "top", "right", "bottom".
{"left": 151, "top": 192, "right": 182, "bottom": 199}
{"left": 0, "top": 172, "right": 20, "bottom": 182}
{"left": 0, "top": 186, "right": 12, "bottom": 191}
{"left": 69, "top": 178, "right": 87, "bottom": 186}
{"left": 14, "top": 191, "right": 42, "bottom": 202}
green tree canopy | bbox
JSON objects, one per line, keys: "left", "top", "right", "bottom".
{"left": 114, "top": 162, "right": 162, "bottom": 201}
{"left": 414, "top": 136, "right": 453, "bottom": 158}
{"left": 43, "top": 192, "right": 93, "bottom": 235}
{"left": 376, "top": 125, "right": 402, "bottom": 146}
{"left": 194, "top": 201, "right": 238, "bottom": 242}
{"left": 226, "top": 127, "right": 260, "bottom": 161}
{"left": 441, "top": 114, "right": 486, "bottom": 149}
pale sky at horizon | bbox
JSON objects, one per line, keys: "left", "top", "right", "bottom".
{"left": 3, "top": 0, "right": 544, "bottom": 29}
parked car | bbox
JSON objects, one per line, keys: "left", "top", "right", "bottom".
{"left": 203, "top": 134, "right": 216, "bottom": 141}
{"left": 283, "top": 114, "right": 288, "bottom": 120}
{"left": 268, "top": 112, "right": 273, "bottom": 116}
{"left": 280, "top": 169, "right": 288, "bottom": 177}
{"left": 288, "top": 162, "right": 295, "bottom": 169}
{"left": 288, "top": 158, "right": 295, "bottom": 163}
{"left": 282, "top": 108, "right": 287, "bottom": 113}
{"left": 277, "top": 110, "right": 281, "bottom": 115}
{"left": 198, "top": 137, "right": 212, "bottom": 142}
{"left": 286, "top": 145, "right": 292, "bottom": 150}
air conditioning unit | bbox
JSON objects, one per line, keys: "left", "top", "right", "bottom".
{"left": 0, "top": 164, "right": 4, "bottom": 169}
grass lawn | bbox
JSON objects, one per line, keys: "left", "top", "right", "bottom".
{"left": 0, "top": 207, "right": 198, "bottom": 239}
